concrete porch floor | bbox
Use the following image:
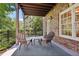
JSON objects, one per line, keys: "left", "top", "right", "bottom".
{"left": 12, "top": 40, "right": 71, "bottom": 56}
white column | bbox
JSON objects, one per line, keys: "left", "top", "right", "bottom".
{"left": 47, "top": 19, "right": 50, "bottom": 34}
{"left": 43, "top": 17, "right": 47, "bottom": 36}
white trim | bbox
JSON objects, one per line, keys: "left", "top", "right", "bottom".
{"left": 60, "top": 35, "right": 79, "bottom": 41}
{"left": 60, "top": 4, "right": 79, "bottom": 15}
{"left": 1, "top": 44, "right": 19, "bottom": 56}
{"left": 72, "top": 7, "right": 76, "bottom": 39}
{"left": 60, "top": 35, "right": 73, "bottom": 39}
{"left": 59, "top": 13, "right": 62, "bottom": 36}
{"left": 59, "top": 4, "right": 79, "bottom": 41}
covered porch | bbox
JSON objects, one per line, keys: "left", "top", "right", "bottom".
{"left": 1, "top": 3, "right": 79, "bottom": 56}
{"left": 12, "top": 36, "right": 71, "bottom": 56}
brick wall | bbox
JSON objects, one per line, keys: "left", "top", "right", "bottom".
{"left": 46, "top": 3, "right": 69, "bottom": 36}
{"left": 54, "top": 36, "right": 79, "bottom": 53}
{"left": 45, "top": 3, "right": 79, "bottom": 53}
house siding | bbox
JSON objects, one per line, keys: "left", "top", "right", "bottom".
{"left": 44, "top": 3, "right": 79, "bottom": 53}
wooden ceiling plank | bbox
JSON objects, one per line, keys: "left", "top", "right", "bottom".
{"left": 21, "top": 7, "right": 50, "bottom": 12}
{"left": 19, "top": 4, "right": 52, "bottom": 10}
{"left": 23, "top": 10, "right": 47, "bottom": 15}
{"left": 27, "top": 3, "right": 54, "bottom": 7}
{"left": 21, "top": 8, "right": 49, "bottom": 13}
{"left": 18, "top": 3, "right": 55, "bottom": 16}
{"left": 25, "top": 13, "right": 45, "bottom": 16}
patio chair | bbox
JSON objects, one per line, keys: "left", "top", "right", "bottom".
{"left": 18, "top": 33, "right": 27, "bottom": 50}
{"left": 41, "top": 31, "right": 55, "bottom": 46}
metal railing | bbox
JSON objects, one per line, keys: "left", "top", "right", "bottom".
{"left": 0, "top": 30, "right": 16, "bottom": 51}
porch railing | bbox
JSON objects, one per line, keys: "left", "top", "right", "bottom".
{"left": 0, "top": 30, "right": 16, "bottom": 51}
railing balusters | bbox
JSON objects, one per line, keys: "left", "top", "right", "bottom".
{"left": 0, "top": 30, "right": 16, "bottom": 51}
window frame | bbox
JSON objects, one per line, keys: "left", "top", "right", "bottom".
{"left": 59, "top": 4, "right": 79, "bottom": 41}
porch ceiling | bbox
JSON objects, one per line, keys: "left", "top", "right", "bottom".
{"left": 18, "top": 3, "right": 56, "bottom": 16}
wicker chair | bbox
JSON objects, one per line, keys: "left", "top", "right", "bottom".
{"left": 42, "top": 31, "right": 55, "bottom": 46}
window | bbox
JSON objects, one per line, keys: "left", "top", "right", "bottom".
{"left": 61, "top": 11, "right": 72, "bottom": 36}
{"left": 75, "top": 6, "right": 79, "bottom": 37}
{"left": 59, "top": 4, "right": 79, "bottom": 40}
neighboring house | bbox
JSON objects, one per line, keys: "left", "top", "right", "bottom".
{"left": 43, "top": 3, "right": 79, "bottom": 53}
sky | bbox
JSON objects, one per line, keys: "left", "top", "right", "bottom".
{"left": 9, "top": 9, "right": 23, "bottom": 21}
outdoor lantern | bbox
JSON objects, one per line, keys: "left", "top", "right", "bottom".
{"left": 50, "top": 16, "right": 53, "bottom": 20}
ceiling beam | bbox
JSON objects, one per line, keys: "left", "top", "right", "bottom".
{"left": 25, "top": 13, "right": 45, "bottom": 16}
{"left": 27, "top": 3, "right": 54, "bottom": 7}
{"left": 23, "top": 10, "right": 47, "bottom": 14}
{"left": 18, "top": 3, "right": 56, "bottom": 16}
{"left": 21, "top": 9, "right": 49, "bottom": 13}
{"left": 19, "top": 3, "right": 52, "bottom": 10}
{"left": 21, "top": 7, "right": 50, "bottom": 12}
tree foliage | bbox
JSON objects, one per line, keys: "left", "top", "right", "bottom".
{"left": 31, "top": 16, "right": 43, "bottom": 35}
{"left": 0, "top": 3, "right": 15, "bottom": 31}
{"left": 0, "top": 3, "right": 16, "bottom": 51}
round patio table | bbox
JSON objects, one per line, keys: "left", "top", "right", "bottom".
{"left": 26, "top": 36, "right": 43, "bottom": 45}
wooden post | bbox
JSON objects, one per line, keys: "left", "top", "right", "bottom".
{"left": 16, "top": 3, "right": 19, "bottom": 44}
{"left": 23, "top": 11, "right": 26, "bottom": 40}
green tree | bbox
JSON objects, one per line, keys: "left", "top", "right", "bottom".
{"left": 0, "top": 3, "right": 16, "bottom": 51}
{"left": 0, "top": 3, "right": 15, "bottom": 31}
{"left": 31, "top": 16, "right": 43, "bottom": 36}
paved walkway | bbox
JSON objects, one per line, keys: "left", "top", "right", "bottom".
{"left": 12, "top": 40, "right": 71, "bottom": 56}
